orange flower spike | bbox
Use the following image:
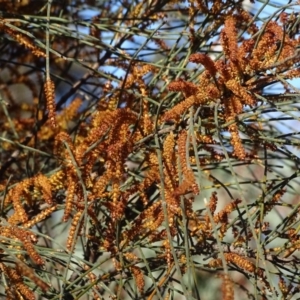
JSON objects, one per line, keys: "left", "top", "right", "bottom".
{"left": 130, "top": 266, "right": 145, "bottom": 294}
{"left": 221, "top": 17, "right": 240, "bottom": 75}
{"left": 229, "top": 95, "right": 243, "bottom": 115}
{"left": 278, "top": 277, "right": 290, "bottom": 296}
{"left": 189, "top": 53, "right": 218, "bottom": 77}
{"left": 177, "top": 131, "right": 189, "bottom": 176}
{"left": 49, "top": 170, "right": 65, "bottom": 191}
{"left": 1, "top": 235, "right": 48, "bottom": 290}
{"left": 67, "top": 209, "right": 84, "bottom": 251}
{"left": 16, "top": 282, "right": 35, "bottom": 300}
{"left": 34, "top": 174, "right": 53, "bottom": 205}
{"left": 17, "top": 262, "right": 49, "bottom": 292}
{"left": 7, "top": 181, "right": 31, "bottom": 224}
{"left": 105, "top": 109, "right": 137, "bottom": 146}
{"left": 207, "top": 191, "right": 218, "bottom": 215}
{"left": 229, "top": 123, "right": 246, "bottom": 160}
{"left": 123, "top": 201, "right": 162, "bottom": 241}
{"left": 221, "top": 274, "right": 234, "bottom": 300}
{"left": 163, "top": 93, "right": 201, "bottom": 122}
{"left": 163, "top": 73, "right": 218, "bottom": 122}
{"left": 63, "top": 181, "right": 76, "bottom": 222}
{"left": 109, "top": 193, "right": 126, "bottom": 223}
{"left": 168, "top": 79, "right": 199, "bottom": 96}
{"left": 251, "top": 21, "right": 287, "bottom": 70}
{"left": 0, "top": 21, "right": 46, "bottom": 58}
{"left": 175, "top": 131, "right": 199, "bottom": 195}
{"left": 141, "top": 100, "right": 153, "bottom": 136}
{"left": 215, "top": 60, "right": 231, "bottom": 83}
{"left": 163, "top": 132, "right": 176, "bottom": 190}
{"left": 148, "top": 210, "right": 165, "bottom": 233}
{"left": 54, "top": 132, "right": 75, "bottom": 159}
{"left": 11, "top": 227, "right": 44, "bottom": 265}
{"left": 124, "top": 252, "right": 139, "bottom": 262}
{"left": 1, "top": 263, "right": 21, "bottom": 282}
{"left": 57, "top": 97, "right": 82, "bottom": 130}
{"left": 225, "top": 78, "right": 255, "bottom": 107}
{"left": 224, "top": 253, "right": 256, "bottom": 274}
{"left": 23, "top": 205, "right": 57, "bottom": 228}
{"left": 162, "top": 239, "right": 172, "bottom": 268}
{"left": 208, "top": 258, "right": 222, "bottom": 268}
{"left": 224, "top": 199, "right": 242, "bottom": 214}
{"left": 44, "top": 79, "right": 57, "bottom": 128}
{"left": 93, "top": 173, "right": 109, "bottom": 197}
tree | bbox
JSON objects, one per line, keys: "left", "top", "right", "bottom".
{"left": 0, "top": 0, "right": 300, "bottom": 299}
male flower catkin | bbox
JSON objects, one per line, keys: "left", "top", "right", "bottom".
{"left": 44, "top": 79, "right": 56, "bottom": 128}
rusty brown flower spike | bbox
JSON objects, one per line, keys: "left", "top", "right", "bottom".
{"left": 44, "top": 79, "right": 56, "bottom": 128}
{"left": 0, "top": 20, "right": 46, "bottom": 58}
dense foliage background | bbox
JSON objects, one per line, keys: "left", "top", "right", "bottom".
{"left": 1, "top": 0, "right": 300, "bottom": 299}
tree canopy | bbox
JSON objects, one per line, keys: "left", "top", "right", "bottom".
{"left": 0, "top": 1, "right": 300, "bottom": 299}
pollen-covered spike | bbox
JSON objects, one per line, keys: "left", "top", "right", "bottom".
{"left": 44, "top": 79, "right": 57, "bottom": 128}
{"left": 66, "top": 209, "right": 84, "bottom": 251}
